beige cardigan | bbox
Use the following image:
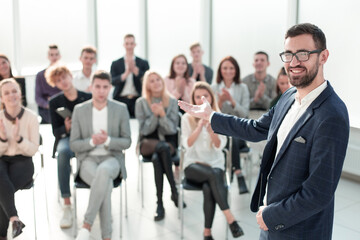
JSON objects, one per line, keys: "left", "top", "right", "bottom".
{"left": 0, "top": 108, "right": 39, "bottom": 157}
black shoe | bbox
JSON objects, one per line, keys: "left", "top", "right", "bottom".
{"left": 204, "top": 235, "right": 214, "bottom": 240}
{"left": 12, "top": 220, "right": 25, "bottom": 238}
{"left": 229, "top": 221, "right": 244, "bottom": 238}
{"left": 154, "top": 203, "right": 165, "bottom": 221}
{"left": 237, "top": 176, "right": 249, "bottom": 194}
{"left": 171, "top": 193, "right": 186, "bottom": 208}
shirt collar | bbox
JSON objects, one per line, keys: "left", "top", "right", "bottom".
{"left": 295, "top": 80, "right": 328, "bottom": 105}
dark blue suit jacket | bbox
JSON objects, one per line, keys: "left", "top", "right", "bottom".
{"left": 110, "top": 56, "right": 149, "bottom": 100}
{"left": 211, "top": 82, "right": 349, "bottom": 240}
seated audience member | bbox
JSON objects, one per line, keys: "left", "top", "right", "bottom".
{"left": 47, "top": 65, "right": 92, "bottom": 229}
{"left": 70, "top": 70, "right": 131, "bottom": 240}
{"left": 243, "top": 51, "right": 276, "bottom": 110}
{"left": 73, "top": 46, "right": 97, "bottom": 92}
{"left": 35, "top": 44, "right": 62, "bottom": 123}
{"left": 181, "top": 82, "right": 244, "bottom": 239}
{"left": 0, "top": 54, "right": 27, "bottom": 106}
{"left": 212, "top": 56, "right": 250, "bottom": 194}
{"left": 164, "top": 54, "right": 195, "bottom": 105}
{"left": 110, "top": 34, "right": 150, "bottom": 118}
{"left": 269, "top": 67, "right": 291, "bottom": 108}
{"left": 135, "top": 71, "right": 185, "bottom": 222}
{"left": 188, "top": 43, "right": 213, "bottom": 84}
{"left": 0, "top": 79, "right": 39, "bottom": 239}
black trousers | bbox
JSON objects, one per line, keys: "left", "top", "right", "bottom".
{"left": 184, "top": 163, "right": 229, "bottom": 228}
{"left": 114, "top": 96, "right": 138, "bottom": 118}
{"left": 38, "top": 106, "right": 51, "bottom": 124}
{"left": 150, "top": 142, "right": 177, "bottom": 204}
{"left": 228, "top": 137, "right": 247, "bottom": 171}
{"left": 0, "top": 155, "right": 33, "bottom": 237}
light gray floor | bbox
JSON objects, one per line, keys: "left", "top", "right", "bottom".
{"left": 11, "top": 120, "right": 360, "bottom": 240}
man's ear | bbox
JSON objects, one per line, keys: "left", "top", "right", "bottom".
{"left": 319, "top": 49, "right": 329, "bottom": 65}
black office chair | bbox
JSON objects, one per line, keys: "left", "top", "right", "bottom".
{"left": 72, "top": 158, "right": 128, "bottom": 239}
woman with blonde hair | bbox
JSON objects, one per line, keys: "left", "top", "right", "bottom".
{"left": 135, "top": 71, "right": 185, "bottom": 222}
{"left": 0, "top": 78, "right": 39, "bottom": 239}
{"left": 181, "top": 82, "right": 244, "bottom": 239}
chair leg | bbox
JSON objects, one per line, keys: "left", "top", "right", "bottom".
{"left": 125, "top": 180, "right": 128, "bottom": 218}
{"left": 41, "top": 155, "right": 50, "bottom": 224}
{"left": 180, "top": 183, "right": 184, "bottom": 239}
{"left": 32, "top": 185, "right": 37, "bottom": 240}
{"left": 73, "top": 186, "right": 77, "bottom": 237}
{"left": 120, "top": 184, "right": 123, "bottom": 239}
{"left": 140, "top": 159, "right": 144, "bottom": 208}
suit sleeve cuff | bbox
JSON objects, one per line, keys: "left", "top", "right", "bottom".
{"left": 104, "top": 136, "right": 111, "bottom": 147}
{"left": 209, "top": 111, "right": 215, "bottom": 123}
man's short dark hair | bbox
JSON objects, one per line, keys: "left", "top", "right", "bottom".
{"left": 49, "top": 44, "right": 58, "bottom": 50}
{"left": 285, "top": 23, "right": 326, "bottom": 50}
{"left": 92, "top": 70, "right": 111, "bottom": 83}
{"left": 255, "top": 51, "right": 269, "bottom": 61}
{"left": 81, "top": 46, "right": 97, "bottom": 56}
{"left": 124, "top": 34, "right": 135, "bottom": 40}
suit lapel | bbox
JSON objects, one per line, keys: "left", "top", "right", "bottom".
{"left": 86, "top": 102, "right": 93, "bottom": 137}
{"left": 269, "top": 82, "right": 334, "bottom": 172}
{"left": 107, "top": 101, "right": 114, "bottom": 136}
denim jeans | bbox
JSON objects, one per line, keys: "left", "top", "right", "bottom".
{"left": 57, "top": 137, "right": 74, "bottom": 198}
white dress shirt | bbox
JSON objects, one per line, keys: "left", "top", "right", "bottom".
{"left": 89, "top": 106, "right": 111, "bottom": 155}
{"left": 120, "top": 55, "right": 138, "bottom": 97}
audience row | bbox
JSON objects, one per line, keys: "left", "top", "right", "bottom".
{"left": 0, "top": 34, "right": 292, "bottom": 240}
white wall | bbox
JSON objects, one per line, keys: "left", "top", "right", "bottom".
{"left": 147, "top": 0, "right": 203, "bottom": 78}
{"left": 96, "top": 0, "right": 143, "bottom": 71}
{"left": 299, "top": 0, "right": 360, "bottom": 128}
{"left": 212, "top": 0, "right": 289, "bottom": 81}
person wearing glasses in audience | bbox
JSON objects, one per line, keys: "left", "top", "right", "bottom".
{"left": 0, "top": 79, "right": 39, "bottom": 239}
{"left": 0, "top": 54, "right": 27, "bottom": 106}
{"left": 135, "top": 71, "right": 185, "bottom": 222}
{"left": 243, "top": 51, "right": 276, "bottom": 111}
{"left": 182, "top": 82, "right": 244, "bottom": 240}
{"left": 212, "top": 56, "right": 250, "bottom": 194}
{"left": 47, "top": 65, "right": 92, "bottom": 229}
{"left": 179, "top": 23, "right": 349, "bottom": 240}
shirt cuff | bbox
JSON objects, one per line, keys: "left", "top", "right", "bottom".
{"left": 89, "top": 139, "right": 95, "bottom": 147}
{"left": 104, "top": 136, "right": 111, "bottom": 147}
{"left": 209, "top": 111, "right": 215, "bottom": 123}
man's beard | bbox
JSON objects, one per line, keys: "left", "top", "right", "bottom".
{"left": 287, "top": 62, "right": 319, "bottom": 89}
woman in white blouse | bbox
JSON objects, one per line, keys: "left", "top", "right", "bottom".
{"left": 0, "top": 78, "right": 39, "bottom": 239}
{"left": 181, "top": 82, "right": 244, "bottom": 240}
{"left": 212, "top": 56, "right": 250, "bottom": 194}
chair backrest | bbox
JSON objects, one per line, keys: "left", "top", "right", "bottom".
{"left": 74, "top": 173, "right": 122, "bottom": 189}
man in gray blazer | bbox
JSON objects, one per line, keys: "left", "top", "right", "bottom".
{"left": 70, "top": 70, "right": 131, "bottom": 240}
{"left": 179, "top": 23, "right": 349, "bottom": 240}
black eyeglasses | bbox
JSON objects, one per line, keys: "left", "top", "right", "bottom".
{"left": 279, "top": 49, "right": 323, "bottom": 63}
